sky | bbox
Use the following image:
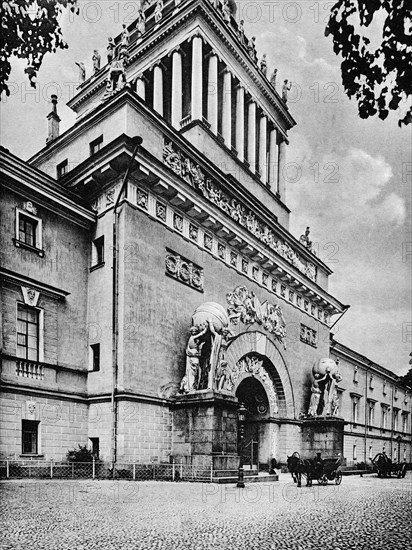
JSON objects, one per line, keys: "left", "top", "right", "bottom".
{"left": 1, "top": 0, "right": 411, "bottom": 375}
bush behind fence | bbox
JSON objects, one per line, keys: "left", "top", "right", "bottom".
{"left": 0, "top": 460, "right": 213, "bottom": 482}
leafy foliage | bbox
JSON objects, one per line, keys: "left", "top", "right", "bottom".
{"left": 0, "top": 0, "right": 78, "bottom": 98}
{"left": 66, "top": 444, "right": 99, "bottom": 462}
{"left": 325, "top": 1, "right": 412, "bottom": 126}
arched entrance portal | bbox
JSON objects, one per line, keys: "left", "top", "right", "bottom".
{"left": 225, "top": 332, "right": 296, "bottom": 468}
{"left": 236, "top": 377, "right": 270, "bottom": 469}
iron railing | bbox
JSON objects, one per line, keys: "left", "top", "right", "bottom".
{"left": 0, "top": 460, "right": 214, "bottom": 482}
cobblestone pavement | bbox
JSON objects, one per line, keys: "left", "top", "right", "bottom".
{"left": 1, "top": 473, "right": 411, "bottom": 550}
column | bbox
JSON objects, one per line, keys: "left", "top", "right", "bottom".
{"left": 222, "top": 70, "right": 232, "bottom": 147}
{"left": 153, "top": 64, "right": 163, "bottom": 116}
{"left": 236, "top": 85, "right": 245, "bottom": 162}
{"left": 277, "top": 133, "right": 287, "bottom": 200}
{"left": 207, "top": 53, "right": 218, "bottom": 134}
{"left": 259, "top": 114, "right": 267, "bottom": 184}
{"left": 191, "top": 35, "right": 203, "bottom": 121}
{"left": 135, "top": 75, "right": 146, "bottom": 100}
{"left": 171, "top": 49, "right": 182, "bottom": 129}
{"left": 247, "top": 100, "right": 256, "bottom": 172}
{"left": 268, "top": 127, "right": 277, "bottom": 190}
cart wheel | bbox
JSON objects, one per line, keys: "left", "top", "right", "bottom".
{"left": 318, "top": 475, "right": 328, "bottom": 485}
{"left": 335, "top": 471, "right": 342, "bottom": 485}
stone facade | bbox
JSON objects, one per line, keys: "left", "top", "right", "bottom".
{"left": 1, "top": 0, "right": 410, "bottom": 470}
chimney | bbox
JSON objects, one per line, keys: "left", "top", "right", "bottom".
{"left": 46, "top": 95, "right": 60, "bottom": 144}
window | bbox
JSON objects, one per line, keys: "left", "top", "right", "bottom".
{"left": 383, "top": 381, "right": 387, "bottom": 395}
{"left": 369, "top": 446, "right": 373, "bottom": 460}
{"left": 90, "top": 135, "right": 103, "bottom": 156}
{"left": 394, "top": 386, "right": 398, "bottom": 400}
{"left": 92, "top": 236, "right": 104, "bottom": 268}
{"left": 369, "top": 374, "right": 374, "bottom": 390}
{"left": 90, "top": 343, "right": 100, "bottom": 372}
{"left": 17, "top": 305, "right": 39, "bottom": 361}
{"left": 15, "top": 209, "right": 43, "bottom": 254}
{"left": 19, "top": 215, "right": 37, "bottom": 247}
{"left": 402, "top": 413, "right": 408, "bottom": 433}
{"left": 22, "top": 420, "right": 39, "bottom": 454}
{"left": 56, "top": 159, "right": 68, "bottom": 178}
{"left": 353, "top": 444, "right": 357, "bottom": 461}
{"left": 393, "top": 409, "right": 399, "bottom": 431}
{"left": 353, "top": 366, "right": 358, "bottom": 383}
{"left": 381, "top": 406, "right": 389, "bottom": 430}
{"left": 90, "top": 438, "right": 100, "bottom": 458}
{"left": 367, "top": 401, "right": 375, "bottom": 426}
{"left": 352, "top": 396, "right": 360, "bottom": 423}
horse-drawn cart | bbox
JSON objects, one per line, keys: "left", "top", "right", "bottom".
{"left": 316, "top": 456, "right": 342, "bottom": 485}
{"left": 287, "top": 452, "right": 342, "bottom": 487}
{"left": 372, "top": 453, "right": 407, "bottom": 478}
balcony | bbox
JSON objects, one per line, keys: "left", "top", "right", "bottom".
{"left": 16, "top": 360, "right": 44, "bottom": 380}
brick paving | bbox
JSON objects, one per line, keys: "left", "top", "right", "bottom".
{"left": 1, "top": 473, "right": 411, "bottom": 550}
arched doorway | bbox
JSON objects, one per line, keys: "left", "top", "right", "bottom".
{"left": 224, "top": 332, "right": 296, "bottom": 467}
{"left": 236, "top": 376, "right": 270, "bottom": 469}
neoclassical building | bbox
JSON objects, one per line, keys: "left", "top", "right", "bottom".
{"left": 1, "top": 0, "right": 410, "bottom": 470}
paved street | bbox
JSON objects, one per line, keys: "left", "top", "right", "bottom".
{"left": 1, "top": 473, "right": 411, "bottom": 550}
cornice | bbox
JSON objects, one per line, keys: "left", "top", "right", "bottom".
{"left": 1, "top": 148, "right": 94, "bottom": 228}
{"left": 331, "top": 339, "right": 401, "bottom": 381}
{"left": 0, "top": 268, "right": 71, "bottom": 300}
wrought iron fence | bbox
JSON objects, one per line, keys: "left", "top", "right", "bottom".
{"left": 0, "top": 460, "right": 214, "bottom": 482}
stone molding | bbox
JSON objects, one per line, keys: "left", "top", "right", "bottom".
{"left": 163, "top": 140, "right": 318, "bottom": 283}
{"left": 165, "top": 249, "right": 204, "bottom": 292}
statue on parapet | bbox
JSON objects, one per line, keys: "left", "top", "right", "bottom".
{"left": 282, "top": 79, "right": 292, "bottom": 102}
{"left": 260, "top": 54, "right": 267, "bottom": 76}
{"left": 300, "top": 227, "right": 313, "bottom": 250}
{"left": 107, "top": 37, "right": 116, "bottom": 63}
{"left": 270, "top": 68, "right": 277, "bottom": 89}
{"left": 248, "top": 36, "right": 258, "bottom": 63}
{"left": 92, "top": 50, "right": 101, "bottom": 73}
{"left": 222, "top": 0, "right": 231, "bottom": 22}
{"left": 155, "top": 0, "right": 164, "bottom": 22}
{"left": 238, "top": 19, "right": 245, "bottom": 45}
{"left": 137, "top": 8, "right": 146, "bottom": 36}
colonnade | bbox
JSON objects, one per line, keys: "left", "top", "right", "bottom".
{"left": 133, "top": 35, "right": 287, "bottom": 197}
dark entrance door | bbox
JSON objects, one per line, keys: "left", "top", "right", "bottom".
{"left": 243, "top": 422, "right": 259, "bottom": 469}
{"left": 236, "top": 376, "right": 270, "bottom": 471}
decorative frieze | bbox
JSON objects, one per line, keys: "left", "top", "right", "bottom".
{"left": 123, "top": 180, "right": 332, "bottom": 325}
{"left": 300, "top": 324, "right": 317, "bottom": 348}
{"left": 163, "top": 140, "right": 317, "bottom": 282}
{"left": 165, "top": 249, "right": 204, "bottom": 292}
{"left": 226, "top": 285, "right": 287, "bottom": 349}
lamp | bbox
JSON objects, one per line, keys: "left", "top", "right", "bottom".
{"left": 237, "top": 402, "right": 247, "bottom": 488}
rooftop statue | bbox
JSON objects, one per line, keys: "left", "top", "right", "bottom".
{"left": 107, "top": 37, "right": 115, "bottom": 63}
{"left": 121, "top": 24, "right": 130, "bottom": 49}
{"left": 92, "top": 50, "right": 101, "bottom": 73}
{"left": 75, "top": 62, "right": 86, "bottom": 83}
{"left": 222, "top": 0, "right": 232, "bottom": 22}
{"left": 137, "top": 8, "right": 146, "bottom": 37}
{"left": 260, "top": 54, "right": 267, "bottom": 76}
{"left": 270, "top": 68, "right": 277, "bottom": 89}
{"left": 237, "top": 19, "right": 245, "bottom": 45}
{"left": 248, "top": 36, "right": 258, "bottom": 63}
{"left": 282, "top": 79, "right": 292, "bottom": 102}
{"left": 155, "top": 0, "right": 164, "bottom": 23}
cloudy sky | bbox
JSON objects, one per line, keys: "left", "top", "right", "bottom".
{"left": 1, "top": 1, "right": 411, "bottom": 374}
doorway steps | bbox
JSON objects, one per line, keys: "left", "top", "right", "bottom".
{"left": 212, "top": 470, "right": 279, "bottom": 484}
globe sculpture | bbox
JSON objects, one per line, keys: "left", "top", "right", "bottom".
{"left": 312, "top": 357, "right": 338, "bottom": 378}
{"left": 192, "top": 302, "right": 229, "bottom": 332}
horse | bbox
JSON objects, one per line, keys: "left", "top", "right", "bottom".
{"left": 287, "top": 452, "right": 318, "bottom": 487}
